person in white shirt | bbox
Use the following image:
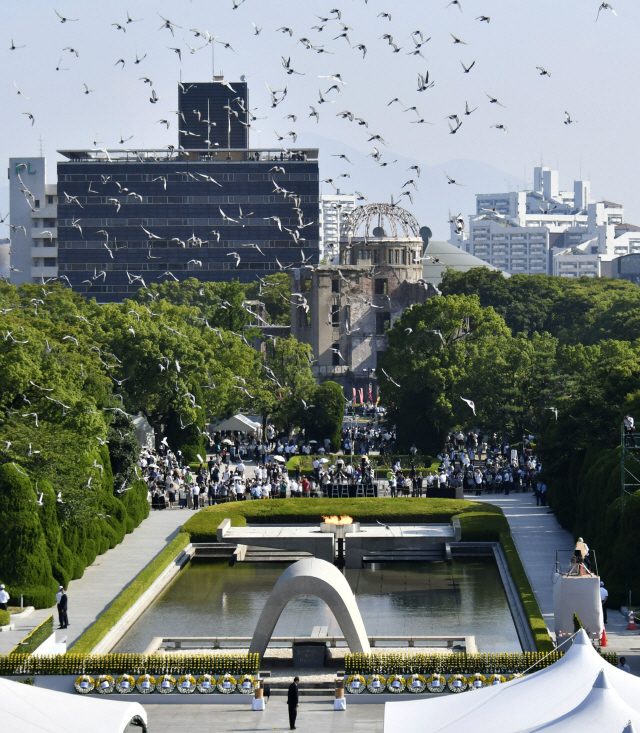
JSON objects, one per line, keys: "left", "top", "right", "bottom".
{"left": 618, "top": 656, "right": 631, "bottom": 673}
{"left": 600, "top": 581, "right": 609, "bottom": 624}
{"left": 0, "top": 584, "right": 9, "bottom": 611}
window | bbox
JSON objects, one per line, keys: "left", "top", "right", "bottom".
{"left": 331, "top": 279, "right": 339, "bottom": 293}
{"left": 374, "top": 278, "right": 388, "bottom": 295}
{"left": 298, "top": 309, "right": 310, "bottom": 328}
{"left": 331, "top": 304, "right": 340, "bottom": 327}
{"left": 34, "top": 199, "right": 40, "bottom": 209}
{"left": 332, "top": 342, "right": 341, "bottom": 366}
{"left": 376, "top": 312, "right": 391, "bottom": 335}
{"left": 47, "top": 195, "right": 54, "bottom": 205}
{"left": 302, "top": 278, "right": 311, "bottom": 292}
{"left": 44, "top": 258, "right": 57, "bottom": 267}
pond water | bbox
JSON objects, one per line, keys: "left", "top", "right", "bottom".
{"left": 115, "top": 558, "right": 521, "bottom": 653}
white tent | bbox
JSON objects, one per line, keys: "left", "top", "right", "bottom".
{"left": 210, "top": 414, "right": 262, "bottom": 435}
{"left": 521, "top": 669, "right": 640, "bottom": 732}
{"left": 0, "top": 676, "right": 147, "bottom": 733}
{"left": 384, "top": 630, "right": 640, "bottom": 733}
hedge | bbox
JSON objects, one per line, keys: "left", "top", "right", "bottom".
{"left": 344, "top": 649, "right": 617, "bottom": 675}
{"left": 286, "top": 454, "right": 437, "bottom": 471}
{"left": 0, "top": 610, "right": 10, "bottom": 627}
{"left": 10, "top": 615, "right": 54, "bottom": 655}
{"left": 182, "top": 498, "right": 499, "bottom": 540}
{"left": 68, "top": 532, "right": 191, "bottom": 654}
{"left": 0, "top": 652, "right": 259, "bottom": 676}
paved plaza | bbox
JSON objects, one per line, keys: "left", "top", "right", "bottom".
{"left": 140, "top": 701, "right": 385, "bottom": 733}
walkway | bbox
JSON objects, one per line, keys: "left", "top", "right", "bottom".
{"left": 142, "top": 700, "right": 385, "bottom": 733}
{"left": 472, "top": 490, "right": 640, "bottom": 674}
{"left": 1, "top": 508, "right": 189, "bottom": 654}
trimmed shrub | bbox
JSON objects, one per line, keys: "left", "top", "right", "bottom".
{"left": 0, "top": 464, "right": 58, "bottom": 608}
{"left": 300, "top": 381, "right": 345, "bottom": 452}
{"left": 0, "top": 610, "right": 9, "bottom": 627}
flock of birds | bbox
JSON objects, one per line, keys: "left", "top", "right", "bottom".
{"left": 3, "top": 0, "right": 621, "bottom": 249}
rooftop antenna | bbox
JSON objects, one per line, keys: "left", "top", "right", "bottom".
{"left": 211, "top": 38, "right": 215, "bottom": 80}
{"left": 38, "top": 135, "right": 43, "bottom": 157}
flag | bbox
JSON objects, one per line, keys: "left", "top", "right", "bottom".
{"left": 353, "top": 388, "right": 356, "bottom": 402}
{"left": 368, "top": 383, "right": 373, "bottom": 402}
{"left": 359, "top": 388, "right": 364, "bottom": 404}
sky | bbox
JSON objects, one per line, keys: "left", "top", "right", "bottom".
{"left": 2, "top": 0, "right": 639, "bottom": 240}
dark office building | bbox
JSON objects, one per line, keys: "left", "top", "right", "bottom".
{"left": 178, "top": 78, "right": 248, "bottom": 150}
{"left": 612, "top": 253, "right": 640, "bottom": 285}
{"left": 56, "top": 82, "right": 319, "bottom": 303}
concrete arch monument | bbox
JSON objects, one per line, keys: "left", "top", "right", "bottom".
{"left": 248, "top": 558, "right": 371, "bottom": 658}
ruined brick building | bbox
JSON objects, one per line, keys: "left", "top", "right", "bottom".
{"left": 290, "top": 203, "right": 438, "bottom": 400}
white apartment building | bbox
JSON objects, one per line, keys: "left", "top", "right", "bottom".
{"left": 9, "top": 157, "right": 58, "bottom": 285}
{"left": 319, "top": 192, "right": 357, "bottom": 263}
{"left": 450, "top": 166, "right": 639, "bottom": 278}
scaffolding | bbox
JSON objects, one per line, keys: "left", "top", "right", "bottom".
{"left": 620, "top": 424, "right": 640, "bottom": 516}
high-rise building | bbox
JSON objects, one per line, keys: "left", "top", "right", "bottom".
{"left": 8, "top": 157, "right": 58, "bottom": 285}
{"left": 54, "top": 80, "right": 319, "bottom": 302}
{"left": 450, "top": 166, "right": 640, "bottom": 278}
{"left": 319, "top": 192, "right": 357, "bottom": 263}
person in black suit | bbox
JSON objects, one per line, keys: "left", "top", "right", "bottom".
{"left": 58, "top": 589, "right": 69, "bottom": 629}
{"left": 287, "top": 676, "right": 299, "bottom": 730}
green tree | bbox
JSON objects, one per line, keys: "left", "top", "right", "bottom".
{"left": 244, "top": 273, "right": 292, "bottom": 325}
{"left": 301, "top": 381, "right": 345, "bottom": 451}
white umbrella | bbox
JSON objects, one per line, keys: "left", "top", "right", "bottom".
{"left": 319, "top": 458, "right": 330, "bottom": 464}
{"left": 308, "top": 439, "right": 318, "bottom": 444}
{"left": 222, "top": 438, "right": 234, "bottom": 445}
{"left": 272, "top": 455, "right": 286, "bottom": 463}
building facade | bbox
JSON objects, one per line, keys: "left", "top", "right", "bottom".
{"left": 291, "top": 203, "right": 437, "bottom": 398}
{"left": 450, "top": 166, "right": 639, "bottom": 278}
{"left": 319, "top": 192, "right": 357, "bottom": 263}
{"left": 8, "top": 157, "right": 58, "bottom": 285}
{"left": 53, "top": 81, "right": 319, "bottom": 302}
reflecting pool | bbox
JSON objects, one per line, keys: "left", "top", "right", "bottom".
{"left": 115, "top": 558, "right": 521, "bottom": 652}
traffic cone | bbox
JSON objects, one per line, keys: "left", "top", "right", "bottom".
{"left": 628, "top": 611, "right": 637, "bottom": 631}
{"left": 600, "top": 628, "right": 608, "bottom": 647}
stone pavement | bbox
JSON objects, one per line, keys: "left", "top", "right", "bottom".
{"left": 141, "top": 700, "right": 385, "bottom": 733}
{"left": 471, "top": 490, "right": 640, "bottom": 675}
{"left": 1, "top": 507, "right": 189, "bottom": 654}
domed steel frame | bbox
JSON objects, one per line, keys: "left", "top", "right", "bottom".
{"left": 343, "top": 203, "right": 421, "bottom": 239}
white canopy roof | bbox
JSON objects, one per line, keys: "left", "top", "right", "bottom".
{"left": 210, "top": 414, "right": 262, "bottom": 434}
{"left": 0, "top": 677, "right": 147, "bottom": 733}
{"left": 384, "top": 630, "right": 640, "bottom": 733}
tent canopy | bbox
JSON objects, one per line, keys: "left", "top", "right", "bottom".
{"left": 0, "top": 677, "right": 147, "bottom": 733}
{"left": 384, "top": 630, "right": 640, "bottom": 733}
{"left": 209, "top": 414, "right": 262, "bottom": 434}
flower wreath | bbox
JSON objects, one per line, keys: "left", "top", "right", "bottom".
{"left": 177, "top": 674, "right": 197, "bottom": 694}
{"left": 95, "top": 674, "right": 115, "bottom": 694}
{"left": 237, "top": 674, "right": 257, "bottom": 694}
{"left": 366, "top": 674, "right": 387, "bottom": 694}
{"left": 217, "top": 674, "right": 237, "bottom": 693}
{"left": 467, "top": 673, "right": 487, "bottom": 690}
{"left": 136, "top": 674, "right": 157, "bottom": 694}
{"left": 155, "top": 674, "right": 176, "bottom": 693}
{"left": 426, "top": 673, "right": 446, "bottom": 693}
{"left": 116, "top": 674, "right": 136, "bottom": 694}
{"left": 197, "top": 674, "right": 216, "bottom": 693}
{"left": 487, "top": 674, "right": 507, "bottom": 686}
{"left": 74, "top": 675, "right": 95, "bottom": 694}
{"left": 407, "top": 673, "right": 427, "bottom": 693}
{"left": 386, "top": 674, "right": 406, "bottom": 693}
{"left": 447, "top": 674, "right": 468, "bottom": 693}
{"left": 346, "top": 674, "right": 366, "bottom": 694}
{"left": 506, "top": 673, "right": 523, "bottom": 682}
